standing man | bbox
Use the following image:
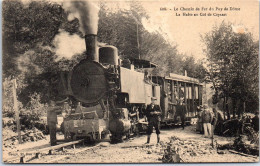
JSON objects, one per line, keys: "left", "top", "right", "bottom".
{"left": 75, "top": 102, "right": 83, "bottom": 113}
{"left": 211, "top": 108, "right": 224, "bottom": 135}
{"left": 252, "top": 111, "right": 259, "bottom": 132}
{"left": 47, "top": 100, "right": 62, "bottom": 146}
{"left": 201, "top": 104, "right": 213, "bottom": 138}
{"left": 145, "top": 97, "right": 162, "bottom": 144}
{"left": 176, "top": 97, "right": 187, "bottom": 130}
{"left": 196, "top": 105, "right": 203, "bottom": 133}
{"left": 211, "top": 108, "right": 218, "bottom": 135}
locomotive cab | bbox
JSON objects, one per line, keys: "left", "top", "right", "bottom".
{"left": 116, "top": 58, "right": 161, "bottom": 135}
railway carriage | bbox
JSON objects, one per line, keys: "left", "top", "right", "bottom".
{"left": 152, "top": 74, "right": 203, "bottom": 126}
{"left": 54, "top": 34, "right": 203, "bottom": 142}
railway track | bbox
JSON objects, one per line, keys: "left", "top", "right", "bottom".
{"left": 4, "top": 133, "right": 142, "bottom": 163}
{"left": 4, "top": 139, "right": 100, "bottom": 163}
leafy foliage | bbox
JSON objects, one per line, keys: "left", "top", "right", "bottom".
{"left": 3, "top": 0, "right": 64, "bottom": 77}
{"left": 203, "top": 22, "right": 259, "bottom": 115}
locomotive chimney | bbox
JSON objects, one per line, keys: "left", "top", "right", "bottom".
{"left": 85, "top": 34, "right": 99, "bottom": 62}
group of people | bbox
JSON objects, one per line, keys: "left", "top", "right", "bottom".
{"left": 196, "top": 104, "right": 223, "bottom": 138}
{"left": 146, "top": 100, "right": 226, "bottom": 142}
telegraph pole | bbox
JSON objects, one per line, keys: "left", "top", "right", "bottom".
{"left": 136, "top": 22, "right": 140, "bottom": 59}
{"left": 132, "top": 15, "right": 141, "bottom": 59}
{"left": 13, "top": 79, "right": 21, "bottom": 144}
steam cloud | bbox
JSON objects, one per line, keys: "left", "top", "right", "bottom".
{"left": 63, "top": 0, "right": 100, "bottom": 35}
{"left": 53, "top": 30, "right": 85, "bottom": 60}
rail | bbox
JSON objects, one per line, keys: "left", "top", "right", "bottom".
{"left": 4, "top": 139, "right": 84, "bottom": 163}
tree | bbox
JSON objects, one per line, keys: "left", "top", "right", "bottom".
{"left": 202, "top": 22, "right": 259, "bottom": 118}
{"left": 181, "top": 56, "right": 207, "bottom": 81}
{"left": 2, "top": 0, "right": 85, "bottom": 105}
{"left": 2, "top": 0, "right": 66, "bottom": 77}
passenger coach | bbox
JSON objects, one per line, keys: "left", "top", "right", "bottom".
{"left": 152, "top": 73, "right": 203, "bottom": 126}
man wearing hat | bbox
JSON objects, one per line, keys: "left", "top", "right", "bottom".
{"left": 201, "top": 104, "right": 213, "bottom": 138}
{"left": 176, "top": 97, "right": 187, "bottom": 130}
{"left": 196, "top": 105, "right": 203, "bottom": 133}
{"left": 145, "top": 97, "right": 162, "bottom": 144}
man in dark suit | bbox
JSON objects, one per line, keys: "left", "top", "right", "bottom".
{"left": 47, "top": 100, "right": 62, "bottom": 146}
{"left": 145, "top": 97, "right": 162, "bottom": 144}
{"left": 176, "top": 97, "right": 187, "bottom": 129}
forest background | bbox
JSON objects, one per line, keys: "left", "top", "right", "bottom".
{"left": 2, "top": 0, "right": 258, "bottom": 136}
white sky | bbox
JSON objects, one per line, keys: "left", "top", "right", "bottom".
{"left": 20, "top": 0, "right": 259, "bottom": 61}
{"left": 104, "top": 0, "right": 259, "bottom": 60}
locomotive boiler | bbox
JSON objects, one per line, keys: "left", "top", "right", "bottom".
{"left": 58, "top": 33, "right": 160, "bottom": 142}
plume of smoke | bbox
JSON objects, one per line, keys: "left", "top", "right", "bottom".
{"left": 53, "top": 30, "right": 85, "bottom": 61}
{"left": 63, "top": 0, "right": 99, "bottom": 35}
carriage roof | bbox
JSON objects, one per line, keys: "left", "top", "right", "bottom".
{"left": 129, "top": 58, "right": 158, "bottom": 68}
{"left": 165, "top": 73, "right": 202, "bottom": 85}
{"left": 153, "top": 73, "right": 203, "bottom": 85}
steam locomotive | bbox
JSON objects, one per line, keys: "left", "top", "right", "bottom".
{"left": 56, "top": 34, "right": 203, "bottom": 142}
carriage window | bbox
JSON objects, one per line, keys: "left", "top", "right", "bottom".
{"left": 186, "top": 85, "right": 189, "bottom": 99}
{"left": 152, "top": 85, "right": 155, "bottom": 97}
{"left": 195, "top": 86, "right": 199, "bottom": 99}
{"left": 188, "top": 86, "right": 192, "bottom": 99}
{"left": 167, "top": 81, "right": 172, "bottom": 102}
{"left": 180, "top": 87, "right": 185, "bottom": 98}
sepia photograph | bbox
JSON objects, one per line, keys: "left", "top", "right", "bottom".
{"left": 2, "top": 0, "right": 259, "bottom": 163}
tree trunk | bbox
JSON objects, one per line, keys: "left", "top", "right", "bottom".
{"left": 226, "top": 103, "right": 230, "bottom": 120}
{"left": 242, "top": 101, "right": 246, "bottom": 115}
{"left": 232, "top": 98, "right": 236, "bottom": 118}
{"left": 226, "top": 96, "right": 230, "bottom": 120}
{"left": 238, "top": 99, "right": 243, "bottom": 118}
{"left": 223, "top": 97, "right": 226, "bottom": 120}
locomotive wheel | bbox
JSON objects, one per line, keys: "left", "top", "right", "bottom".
{"left": 60, "top": 122, "right": 65, "bottom": 134}
{"left": 65, "top": 132, "right": 75, "bottom": 141}
{"left": 126, "top": 130, "right": 131, "bottom": 139}
{"left": 43, "top": 125, "right": 49, "bottom": 135}
{"left": 110, "top": 133, "right": 123, "bottom": 144}
{"left": 110, "top": 134, "right": 116, "bottom": 144}
{"left": 131, "top": 123, "right": 139, "bottom": 136}
{"left": 85, "top": 135, "right": 95, "bottom": 144}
